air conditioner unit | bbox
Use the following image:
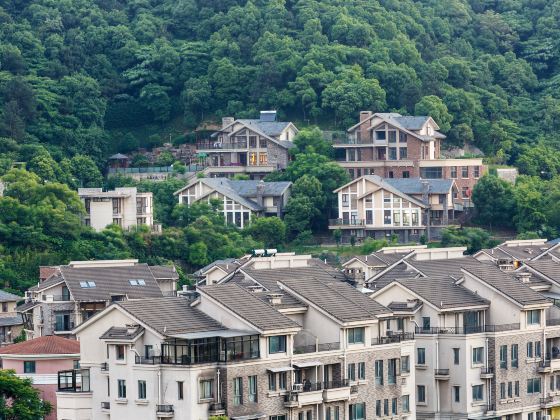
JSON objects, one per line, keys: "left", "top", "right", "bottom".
{"left": 292, "top": 383, "right": 303, "bottom": 392}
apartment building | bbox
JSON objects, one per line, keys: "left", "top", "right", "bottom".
{"left": 57, "top": 273, "right": 416, "bottom": 420}
{"left": 174, "top": 178, "right": 292, "bottom": 228}
{"left": 0, "top": 289, "right": 24, "bottom": 345}
{"left": 0, "top": 335, "right": 80, "bottom": 420}
{"left": 474, "top": 239, "right": 560, "bottom": 270}
{"left": 196, "top": 110, "right": 299, "bottom": 179}
{"left": 370, "top": 256, "right": 560, "bottom": 420}
{"left": 333, "top": 112, "right": 485, "bottom": 204}
{"left": 17, "top": 259, "right": 178, "bottom": 339}
{"left": 329, "top": 174, "right": 462, "bottom": 243}
{"left": 78, "top": 187, "right": 156, "bottom": 232}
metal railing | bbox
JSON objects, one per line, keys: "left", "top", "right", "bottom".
{"left": 101, "top": 402, "right": 110, "bottom": 410}
{"left": 435, "top": 369, "right": 450, "bottom": 375}
{"left": 323, "top": 379, "right": 349, "bottom": 390}
{"left": 480, "top": 367, "right": 494, "bottom": 375}
{"left": 108, "top": 166, "right": 174, "bottom": 174}
{"left": 541, "top": 396, "right": 554, "bottom": 405}
{"left": 329, "top": 218, "right": 365, "bottom": 226}
{"left": 51, "top": 295, "right": 72, "bottom": 301}
{"left": 548, "top": 319, "right": 560, "bottom": 326}
{"left": 197, "top": 141, "right": 248, "bottom": 150}
{"left": 156, "top": 404, "right": 174, "bottom": 413}
{"left": 415, "top": 324, "right": 520, "bottom": 335}
{"left": 372, "top": 332, "right": 415, "bottom": 345}
{"left": 293, "top": 342, "right": 340, "bottom": 354}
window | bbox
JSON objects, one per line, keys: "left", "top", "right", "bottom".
{"left": 249, "top": 136, "right": 257, "bottom": 148}
{"left": 144, "top": 345, "right": 153, "bottom": 359}
{"left": 268, "top": 372, "right": 276, "bottom": 391}
{"left": 453, "top": 348, "right": 460, "bottom": 365}
{"left": 527, "top": 341, "right": 534, "bottom": 358}
{"left": 347, "top": 327, "right": 364, "bottom": 344}
{"left": 389, "top": 147, "right": 397, "bottom": 160}
{"left": 177, "top": 381, "right": 184, "bottom": 400}
{"left": 270, "top": 416, "right": 286, "bottom": 420}
{"left": 350, "top": 402, "right": 365, "bottom": 420}
{"left": 375, "top": 360, "right": 384, "bottom": 385}
{"left": 342, "top": 194, "right": 349, "bottom": 207}
{"left": 358, "top": 362, "right": 365, "bottom": 380}
{"left": 500, "top": 345, "right": 507, "bottom": 369}
{"left": 259, "top": 139, "right": 267, "bottom": 148}
{"left": 326, "top": 408, "right": 339, "bottom": 420}
{"left": 233, "top": 377, "right": 243, "bottom": 405}
{"left": 461, "top": 187, "right": 469, "bottom": 199}
{"left": 138, "top": 380, "right": 146, "bottom": 400}
{"left": 375, "top": 130, "right": 386, "bottom": 141}
{"left": 248, "top": 375, "right": 257, "bottom": 403}
{"left": 511, "top": 344, "right": 518, "bottom": 368}
{"left": 399, "top": 147, "right": 408, "bottom": 159}
{"left": 376, "top": 400, "right": 381, "bottom": 416}
{"left": 472, "top": 347, "right": 483, "bottom": 364}
{"left": 417, "top": 385, "right": 426, "bottom": 403}
{"left": 474, "top": 166, "right": 480, "bottom": 178}
{"left": 388, "top": 131, "right": 397, "bottom": 143}
{"left": 420, "top": 167, "right": 443, "bottom": 179}
{"left": 401, "top": 355, "right": 410, "bottom": 373}
{"left": 388, "top": 359, "right": 397, "bottom": 384}
{"left": 116, "top": 345, "right": 125, "bottom": 361}
{"left": 422, "top": 317, "right": 430, "bottom": 330}
{"left": 129, "top": 279, "right": 146, "bottom": 286}
{"left": 527, "top": 378, "right": 541, "bottom": 394}
{"left": 392, "top": 397, "right": 397, "bottom": 415}
{"left": 269, "top": 336, "right": 286, "bottom": 354}
{"left": 259, "top": 153, "right": 268, "bottom": 165}
{"left": 453, "top": 386, "right": 460, "bottom": 402}
{"left": 462, "top": 166, "right": 469, "bottom": 178}
{"left": 23, "top": 361, "right": 36, "bottom": 373}
{"left": 55, "top": 313, "right": 71, "bottom": 331}
{"left": 348, "top": 363, "right": 356, "bottom": 381}
{"left": 279, "top": 372, "right": 287, "bottom": 390}
{"left": 402, "top": 395, "right": 410, "bottom": 412}
{"left": 199, "top": 379, "right": 214, "bottom": 400}
{"left": 514, "top": 380, "right": 519, "bottom": 397}
{"left": 500, "top": 382, "right": 506, "bottom": 399}
{"left": 384, "top": 399, "right": 389, "bottom": 416}
{"left": 472, "top": 384, "right": 484, "bottom": 401}
{"left": 527, "top": 310, "right": 541, "bottom": 325}
{"left": 403, "top": 171, "right": 410, "bottom": 178}
{"left": 417, "top": 348, "right": 426, "bottom": 365}
{"left": 508, "top": 381, "right": 513, "bottom": 398}
{"left": 118, "top": 379, "right": 126, "bottom": 399}
{"left": 536, "top": 341, "right": 542, "bottom": 358}
{"left": 450, "top": 166, "right": 457, "bottom": 179}
{"left": 529, "top": 414, "right": 534, "bottom": 420}
{"left": 1, "top": 302, "right": 7, "bottom": 312}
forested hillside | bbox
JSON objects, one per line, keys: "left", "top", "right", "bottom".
{"left": 1, "top": 0, "right": 560, "bottom": 169}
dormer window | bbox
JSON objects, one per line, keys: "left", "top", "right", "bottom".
{"left": 79, "top": 281, "right": 96, "bottom": 288}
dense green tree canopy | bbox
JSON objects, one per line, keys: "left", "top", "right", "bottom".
{"left": 0, "top": 370, "right": 52, "bottom": 420}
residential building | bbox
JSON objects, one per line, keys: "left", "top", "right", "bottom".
{"left": 370, "top": 256, "right": 560, "bottom": 420}
{"left": 57, "top": 272, "right": 415, "bottom": 419}
{"left": 0, "top": 290, "right": 24, "bottom": 345}
{"left": 0, "top": 335, "right": 80, "bottom": 420}
{"left": 474, "top": 239, "right": 560, "bottom": 270}
{"left": 333, "top": 111, "right": 485, "bottom": 204}
{"left": 196, "top": 110, "right": 298, "bottom": 179}
{"left": 174, "top": 178, "right": 292, "bottom": 228}
{"left": 329, "top": 174, "right": 462, "bottom": 243}
{"left": 17, "top": 259, "right": 178, "bottom": 339}
{"left": 78, "top": 187, "right": 156, "bottom": 232}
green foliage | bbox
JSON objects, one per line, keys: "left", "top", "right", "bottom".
{"left": 245, "top": 217, "right": 286, "bottom": 248}
{"left": 441, "top": 227, "right": 499, "bottom": 254}
{"left": 13, "top": 330, "right": 26, "bottom": 343}
{"left": 472, "top": 175, "right": 516, "bottom": 228}
{"left": 0, "top": 370, "right": 52, "bottom": 419}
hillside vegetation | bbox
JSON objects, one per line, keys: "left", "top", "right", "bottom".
{"left": 1, "top": 0, "right": 560, "bottom": 168}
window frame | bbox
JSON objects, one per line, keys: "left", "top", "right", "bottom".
{"left": 23, "top": 360, "right": 36, "bottom": 374}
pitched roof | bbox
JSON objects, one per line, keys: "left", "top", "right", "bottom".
{"left": 148, "top": 265, "right": 178, "bottom": 280}
{"left": 370, "top": 263, "right": 420, "bottom": 289}
{"left": 462, "top": 265, "right": 550, "bottom": 307}
{"left": 279, "top": 277, "right": 390, "bottom": 323}
{"left": 0, "top": 335, "right": 79, "bottom": 355}
{"left": 393, "top": 276, "right": 489, "bottom": 310}
{"left": 348, "top": 112, "right": 444, "bottom": 140}
{"left": 99, "top": 326, "right": 144, "bottom": 340}
{"left": 116, "top": 297, "right": 224, "bottom": 336}
{"left": 0, "top": 290, "right": 22, "bottom": 303}
{"left": 200, "top": 284, "right": 300, "bottom": 331}
{"left": 524, "top": 260, "right": 560, "bottom": 284}
{"left": 385, "top": 178, "right": 454, "bottom": 195}
{"left": 240, "top": 266, "right": 347, "bottom": 291}
{"left": 28, "top": 274, "right": 65, "bottom": 292}
{"left": 60, "top": 264, "right": 163, "bottom": 301}
{"left": 406, "top": 257, "right": 481, "bottom": 280}
{"left": 238, "top": 119, "right": 292, "bottom": 137}
{"left": 0, "top": 314, "right": 23, "bottom": 327}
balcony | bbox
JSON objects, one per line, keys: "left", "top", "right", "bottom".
{"left": 196, "top": 141, "right": 248, "bottom": 150}
{"left": 51, "top": 294, "right": 72, "bottom": 302}
{"left": 540, "top": 396, "right": 557, "bottom": 409}
{"left": 414, "top": 323, "right": 520, "bottom": 335}
{"left": 548, "top": 318, "right": 560, "bottom": 326}
{"left": 328, "top": 218, "right": 365, "bottom": 228}
{"left": 156, "top": 404, "right": 174, "bottom": 417}
{"left": 434, "top": 369, "right": 450, "bottom": 380}
{"left": 57, "top": 369, "right": 90, "bottom": 393}
{"left": 208, "top": 402, "right": 226, "bottom": 416}
{"left": 371, "top": 332, "right": 415, "bottom": 345}
{"left": 101, "top": 401, "right": 110, "bottom": 411}
{"left": 293, "top": 342, "right": 340, "bottom": 355}
{"left": 538, "top": 357, "right": 560, "bottom": 373}
{"left": 284, "top": 383, "right": 324, "bottom": 408}
{"left": 323, "top": 380, "right": 351, "bottom": 402}
{"left": 480, "top": 367, "right": 494, "bottom": 379}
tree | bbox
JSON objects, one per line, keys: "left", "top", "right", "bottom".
{"left": 293, "top": 127, "right": 332, "bottom": 157}
{"left": 414, "top": 95, "right": 453, "bottom": 132}
{"left": 155, "top": 151, "right": 175, "bottom": 167}
{"left": 284, "top": 196, "right": 316, "bottom": 239}
{"left": 245, "top": 217, "right": 286, "bottom": 248}
{"left": 441, "top": 227, "right": 498, "bottom": 254}
{"left": 69, "top": 155, "right": 103, "bottom": 187}
{"left": 472, "top": 175, "right": 516, "bottom": 228}
{"left": 0, "top": 370, "right": 52, "bottom": 419}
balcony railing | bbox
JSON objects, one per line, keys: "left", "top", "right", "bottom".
{"left": 54, "top": 321, "right": 75, "bottom": 332}
{"left": 135, "top": 349, "right": 260, "bottom": 366}
{"left": 57, "top": 369, "right": 90, "bottom": 392}
{"left": 51, "top": 295, "right": 72, "bottom": 302}
{"left": 296, "top": 382, "right": 323, "bottom": 393}
{"left": 372, "top": 332, "right": 415, "bottom": 345}
{"left": 480, "top": 367, "right": 494, "bottom": 375}
{"left": 323, "top": 379, "right": 349, "bottom": 389}
{"left": 435, "top": 369, "right": 450, "bottom": 375}
{"left": 101, "top": 402, "right": 110, "bottom": 410}
{"left": 157, "top": 405, "right": 174, "bottom": 413}
{"left": 197, "top": 141, "right": 248, "bottom": 150}
{"left": 548, "top": 319, "right": 560, "bottom": 326}
{"left": 329, "top": 218, "right": 365, "bottom": 227}
{"left": 293, "top": 342, "right": 340, "bottom": 355}
{"left": 415, "top": 324, "right": 520, "bottom": 335}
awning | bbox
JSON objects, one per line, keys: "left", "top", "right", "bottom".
{"left": 293, "top": 360, "right": 323, "bottom": 368}
{"left": 267, "top": 366, "right": 294, "bottom": 373}
{"left": 231, "top": 414, "right": 266, "bottom": 420}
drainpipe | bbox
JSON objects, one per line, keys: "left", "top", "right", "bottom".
{"left": 485, "top": 337, "right": 490, "bottom": 410}
{"left": 216, "top": 369, "right": 221, "bottom": 406}
{"left": 158, "top": 368, "right": 162, "bottom": 405}
{"left": 436, "top": 339, "right": 440, "bottom": 414}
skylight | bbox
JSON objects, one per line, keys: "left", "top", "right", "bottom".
{"left": 79, "top": 281, "right": 96, "bottom": 288}
{"left": 129, "top": 279, "right": 146, "bottom": 286}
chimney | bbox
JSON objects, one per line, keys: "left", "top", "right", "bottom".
{"left": 260, "top": 110, "right": 277, "bottom": 122}
{"left": 360, "top": 111, "right": 372, "bottom": 122}
{"left": 266, "top": 293, "right": 283, "bottom": 305}
{"left": 222, "top": 117, "right": 234, "bottom": 129}
{"left": 421, "top": 180, "right": 431, "bottom": 204}
{"left": 516, "top": 272, "right": 532, "bottom": 283}
{"left": 256, "top": 180, "right": 265, "bottom": 207}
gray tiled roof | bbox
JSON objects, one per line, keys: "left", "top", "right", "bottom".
{"left": 60, "top": 264, "right": 163, "bottom": 302}
{"left": 28, "top": 274, "right": 65, "bottom": 292}
{"left": 361, "top": 175, "right": 427, "bottom": 207}
{"left": 238, "top": 120, "right": 291, "bottom": 137}
{"left": 117, "top": 297, "right": 224, "bottom": 336}
{"left": 462, "top": 265, "right": 550, "bottom": 307}
{"left": 0, "top": 290, "right": 22, "bottom": 303}
{"left": 394, "top": 276, "right": 489, "bottom": 309}
{"left": 241, "top": 266, "right": 347, "bottom": 291}
{"left": 279, "top": 277, "right": 390, "bottom": 323}
{"left": 385, "top": 178, "right": 454, "bottom": 195}
{"left": 387, "top": 301, "right": 423, "bottom": 312}
{"left": 149, "top": 265, "right": 178, "bottom": 280}
{"left": 15, "top": 301, "right": 40, "bottom": 313}
{"left": 370, "top": 263, "right": 419, "bottom": 289}
{"left": 406, "top": 257, "right": 481, "bottom": 280}
{"left": 480, "top": 244, "right": 551, "bottom": 261}
{"left": 524, "top": 260, "right": 560, "bottom": 284}
{"left": 392, "top": 116, "right": 430, "bottom": 131}
{"left": 99, "top": 326, "right": 144, "bottom": 340}
{"left": 200, "top": 284, "right": 301, "bottom": 331}
{"left": 0, "top": 314, "right": 23, "bottom": 327}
